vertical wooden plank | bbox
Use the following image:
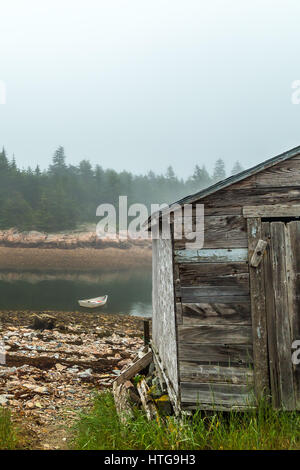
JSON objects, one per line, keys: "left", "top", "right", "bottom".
{"left": 143, "top": 320, "right": 150, "bottom": 345}
{"left": 270, "top": 222, "right": 295, "bottom": 409}
{"left": 151, "top": 237, "right": 179, "bottom": 397}
{"left": 151, "top": 239, "right": 159, "bottom": 342}
{"left": 171, "top": 226, "right": 182, "bottom": 400}
{"left": 247, "top": 217, "right": 270, "bottom": 398}
{"left": 174, "top": 263, "right": 181, "bottom": 299}
{"left": 176, "top": 302, "right": 183, "bottom": 325}
{"left": 262, "top": 222, "right": 280, "bottom": 408}
{"left": 285, "top": 222, "right": 300, "bottom": 408}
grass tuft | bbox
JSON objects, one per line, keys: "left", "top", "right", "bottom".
{"left": 0, "top": 407, "right": 18, "bottom": 450}
{"left": 70, "top": 391, "right": 300, "bottom": 450}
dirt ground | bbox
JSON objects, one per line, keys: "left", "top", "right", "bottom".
{"left": 0, "top": 310, "right": 148, "bottom": 449}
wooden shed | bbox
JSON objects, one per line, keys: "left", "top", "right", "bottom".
{"left": 148, "top": 146, "right": 300, "bottom": 412}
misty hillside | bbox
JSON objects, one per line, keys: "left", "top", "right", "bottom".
{"left": 0, "top": 146, "right": 243, "bottom": 232}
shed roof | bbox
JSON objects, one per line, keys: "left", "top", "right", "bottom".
{"left": 145, "top": 144, "right": 300, "bottom": 227}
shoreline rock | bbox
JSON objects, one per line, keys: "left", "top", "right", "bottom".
{"left": 0, "top": 229, "right": 152, "bottom": 250}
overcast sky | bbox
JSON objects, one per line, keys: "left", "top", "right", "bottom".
{"left": 1, "top": 0, "right": 300, "bottom": 177}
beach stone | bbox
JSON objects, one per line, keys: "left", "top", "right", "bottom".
{"left": 0, "top": 367, "right": 17, "bottom": 377}
{"left": 96, "top": 329, "right": 111, "bottom": 338}
{"left": 6, "top": 331, "right": 20, "bottom": 337}
{"left": 23, "top": 332, "right": 34, "bottom": 338}
{"left": 30, "top": 314, "right": 56, "bottom": 331}
{"left": 0, "top": 308, "right": 146, "bottom": 448}
{"left": 78, "top": 369, "right": 92, "bottom": 379}
{"left": 0, "top": 394, "right": 9, "bottom": 406}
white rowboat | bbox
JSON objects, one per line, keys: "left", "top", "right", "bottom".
{"left": 78, "top": 295, "right": 108, "bottom": 309}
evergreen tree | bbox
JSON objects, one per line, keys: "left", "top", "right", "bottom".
{"left": 165, "top": 165, "right": 176, "bottom": 182}
{"left": 213, "top": 158, "right": 226, "bottom": 183}
{"left": 10, "top": 155, "right": 17, "bottom": 173}
{"left": 0, "top": 148, "right": 10, "bottom": 202}
{"left": 231, "top": 161, "right": 244, "bottom": 175}
{"left": 0, "top": 192, "right": 34, "bottom": 230}
{"left": 0, "top": 147, "right": 9, "bottom": 172}
{"left": 35, "top": 165, "right": 41, "bottom": 176}
{"left": 0, "top": 145, "right": 234, "bottom": 232}
{"left": 189, "top": 165, "right": 211, "bottom": 191}
{"left": 79, "top": 159, "right": 93, "bottom": 179}
{"left": 49, "top": 146, "right": 67, "bottom": 175}
{"left": 36, "top": 185, "right": 77, "bottom": 232}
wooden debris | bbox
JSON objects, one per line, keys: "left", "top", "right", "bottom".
{"left": 152, "top": 345, "right": 180, "bottom": 415}
{"left": 137, "top": 378, "right": 157, "bottom": 420}
{"left": 114, "top": 350, "right": 152, "bottom": 385}
{"left": 113, "top": 380, "right": 135, "bottom": 423}
{"left": 6, "top": 352, "right": 120, "bottom": 372}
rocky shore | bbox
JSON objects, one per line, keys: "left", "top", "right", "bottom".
{"left": 0, "top": 310, "right": 148, "bottom": 449}
{"left": 0, "top": 229, "right": 152, "bottom": 271}
{"left": 0, "top": 229, "right": 151, "bottom": 250}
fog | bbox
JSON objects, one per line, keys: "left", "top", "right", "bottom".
{"left": 1, "top": 0, "right": 300, "bottom": 176}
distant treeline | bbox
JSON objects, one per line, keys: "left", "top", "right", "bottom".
{"left": 0, "top": 146, "right": 243, "bottom": 232}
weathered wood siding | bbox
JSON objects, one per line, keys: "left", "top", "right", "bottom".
{"left": 152, "top": 236, "right": 179, "bottom": 398}
{"left": 174, "top": 215, "right": 247, "bottom": 249}
{"left": 173, "top": 159, "right": 300, "bottom": 249}
{"left": 174, "top": 154, "right": 300, "bottom": 410}
{"left": 175, "top": 250, "right": 254, "bottom": 410}
{"left": 194, "top": 156, "right": 300, "bottom": 216}
{"left": 262, "top": 221, "right": 300, "bottom": 409}
{"left": 153, "top": 153, "right": 300, "bottom": 411}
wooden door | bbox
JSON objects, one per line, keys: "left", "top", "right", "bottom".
{"left": 263, "top": 221, "right": 300, "bottom": 409}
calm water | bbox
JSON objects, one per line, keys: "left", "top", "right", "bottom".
{"left": 0, "top": 269, "right": 152, "bottom": 317}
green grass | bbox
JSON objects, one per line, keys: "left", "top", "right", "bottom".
{"left": 70, "top": 391, "right": 300, "bottom": 450}
{"left": 0, "top": 408, "right": 19, "bottom": 450}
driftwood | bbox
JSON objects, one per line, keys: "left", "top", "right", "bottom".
{"left": 137, "top": 378, "right": 157, "bottom": 420}
{"left": 134, "top": 345, "right": 150, "bottom": 360}
{"left": 113, "top": 348, "right": 154, "bottom": 422}
{"left": 152, "top": 345, "right": 180, "bottom": 415}
{"left": 112, "top": 380, "right": 135, "bottom": 423}
{"left": 6, "top": 352, "right": 119, "bottom": 372}
{"left": 114, "top": 350, "right": 152, "bottom": 385}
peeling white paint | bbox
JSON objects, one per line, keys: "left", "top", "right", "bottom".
{"left": 257, "top": 327, "right": 261, "bottom": 339}
{"left": 175, "top": 248, "right": 248, "bottom": 263}
{"left": 251, "top": 226, "right": 257, "bottom": 237}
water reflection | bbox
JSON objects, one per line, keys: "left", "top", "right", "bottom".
{"left": 0, "top": 269, "right": 152, "bottom": 317}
